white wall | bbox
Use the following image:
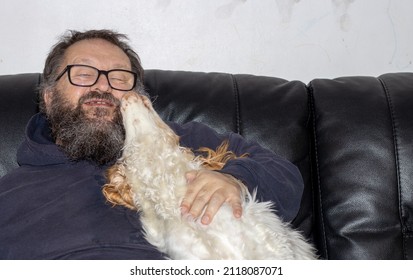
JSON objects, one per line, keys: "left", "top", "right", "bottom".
{"left": 0, "top": 0, "right": 412, "bottom": 83}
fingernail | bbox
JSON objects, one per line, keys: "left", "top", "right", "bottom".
{"left": 181, "top": 206, "right": 188, "bottom": 215}
{"left": 201, "top": 215, "right": 210, "bottom": 225}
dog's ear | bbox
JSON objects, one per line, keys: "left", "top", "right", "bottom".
{"left": 198, "top": 140, "right": 249, "bottom": 170}
{"left": 102, "top": 164, "right": 138, "bottom": 210}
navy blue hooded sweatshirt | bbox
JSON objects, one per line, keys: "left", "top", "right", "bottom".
{"left": 0, "top": 113, "right": 304, "bottom": 259}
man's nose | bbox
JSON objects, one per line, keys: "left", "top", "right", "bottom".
{"left": 93, "top": 73, "right": 112, "bottom": 92}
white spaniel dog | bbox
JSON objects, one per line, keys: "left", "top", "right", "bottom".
{"left": 103, "top": 92, "right": 316, "bottom": 260}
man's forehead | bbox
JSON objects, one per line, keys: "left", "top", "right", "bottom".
{"left": 63, "top": 39, "right": 131, "bottom": 69}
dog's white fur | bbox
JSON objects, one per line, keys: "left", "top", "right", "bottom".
{"left": 108, "top": 92, "right": 316, "bottom": 259}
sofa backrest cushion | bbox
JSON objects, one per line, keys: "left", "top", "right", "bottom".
{"left": 0, "top": 73, "right": 40, "bottom": 176}
{"left": 310, "top": 73, "right": 413, "bottom": 259}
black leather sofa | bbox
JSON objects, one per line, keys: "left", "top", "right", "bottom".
{"left": 1, "top": 70, "right": 412, "bottom": 260}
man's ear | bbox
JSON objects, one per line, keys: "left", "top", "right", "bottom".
{"left": 43, "top": 89, "right": 53, "bottom": 113}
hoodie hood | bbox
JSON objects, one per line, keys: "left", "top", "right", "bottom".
{"left": 17, "top": 113, "right": 69, "bottom": 166}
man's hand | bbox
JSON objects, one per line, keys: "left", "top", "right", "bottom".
{"left": 180, "top": 169, "right": 246, "bottom": 225}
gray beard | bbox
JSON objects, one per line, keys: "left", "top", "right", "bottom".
{"left": 46, "top": 89, "right": 125, "bottom": 166}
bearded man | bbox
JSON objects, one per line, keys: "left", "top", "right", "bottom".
{"left": 0, "top": 30, "right": 304, "bottom": 259}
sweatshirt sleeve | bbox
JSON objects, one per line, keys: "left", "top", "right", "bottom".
{"left": 168, "top": 121, "right": 304, "bottom": 222}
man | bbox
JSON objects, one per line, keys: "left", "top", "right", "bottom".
{"left": 0, "top": 29, "right": 304, "bottom": 259}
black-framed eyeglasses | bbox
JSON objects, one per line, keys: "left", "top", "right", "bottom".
{"left": 55, "top": 64, "right": 137, "bottom": 91}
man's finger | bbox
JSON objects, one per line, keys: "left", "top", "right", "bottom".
{"left": 181, "top": 170, "right": 201, "bottom": 215}
{"left": 200, "top": 192, "right": 226, "bottom": 225}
